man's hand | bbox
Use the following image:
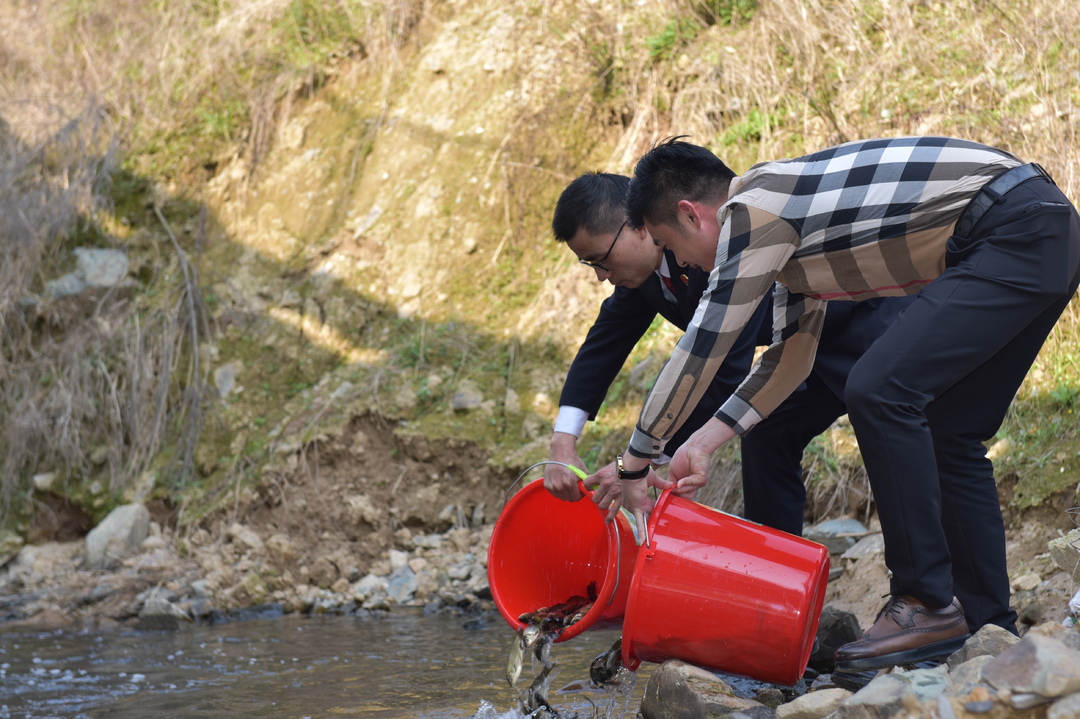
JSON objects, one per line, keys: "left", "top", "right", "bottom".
{"left": 669, "top": 418, "right": 737, "bottom": 497}
{"left": 585, "top": 460, "right": 619, "bottom": 512}
{"left": 591, "top": 456, "right": 674, "bottom": 546}
{"left": 668, "top": 444, "right": 713, "bottom": 499}
{"left": 546, "top": 432, "right": 588, "bottom": 501}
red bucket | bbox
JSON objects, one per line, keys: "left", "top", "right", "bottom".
{"left": 488, "top": 478, "right": 640, "bottom": 642}
{"left": 621, "top": 490, "right": 830, "bottom": 686}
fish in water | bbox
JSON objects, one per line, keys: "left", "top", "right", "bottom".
{"left": 516, "top": 594, "right": 594, "bottom": 637}
{"left": 506, "top": 632, "right": 525, "bottom": 687}
{"left": 589, "top": 638, "right": 623, "bottom": 687}
{"left": 506, "top": 587, "right": 603, "bottom": 709}
{"left": 521, "top": 662, "right": 558, "bottom": 717}
{"left": 507, "top": 614, "right": 555, "bottom": 685}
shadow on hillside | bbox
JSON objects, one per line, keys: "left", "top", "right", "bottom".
{"left": 3, "top": 98, "right": 610, "bottom": 542}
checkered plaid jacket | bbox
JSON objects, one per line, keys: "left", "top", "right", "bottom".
{"left": 629, "top": 136, "right": 1020, "bottom": 459}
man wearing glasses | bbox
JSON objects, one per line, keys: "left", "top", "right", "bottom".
{"left": 545, "top": 172, "right": 913, "bottom": 540}
{"left": 544, "top": 172, "right": 766, "bottom": 504}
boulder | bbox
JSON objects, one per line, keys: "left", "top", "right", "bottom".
{"left": 641, "top": 660, "right": 767, "bottom": 718}
{"left": 85, "top": 503, "right": 150, "bottom": 569}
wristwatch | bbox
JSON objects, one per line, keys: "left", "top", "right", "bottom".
{"left": 616, "top": 454, "right": 649, "bottom": 480}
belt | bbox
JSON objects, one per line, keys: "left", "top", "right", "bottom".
{"left": 954, "top": 162, "right": 1055, "bottom": 237}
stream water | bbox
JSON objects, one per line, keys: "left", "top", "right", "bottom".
{"left": 0, "top": 609, "right": 653, "bottom": 719}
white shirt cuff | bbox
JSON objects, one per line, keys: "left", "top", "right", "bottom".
{"left": 553, "top": 406, "right": 589, "bottom": 437}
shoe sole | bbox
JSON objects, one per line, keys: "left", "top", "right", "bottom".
{"left": 834, "top": 634, "right": 970, "bottom": 673}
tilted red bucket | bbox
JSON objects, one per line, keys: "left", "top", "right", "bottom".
{"left": 621, "top": 490, "right": 830, "bottom": 686}
{"left": 487, "top": 478, "right": 640, "bottom": 642}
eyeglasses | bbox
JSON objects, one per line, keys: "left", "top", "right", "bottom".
{"left": 578, "top": 221, "right": 627, "bottom": 273}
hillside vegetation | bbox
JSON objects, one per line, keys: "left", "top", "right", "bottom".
{"left": 1, "top": 0, "right": 1079, "bottom": 538}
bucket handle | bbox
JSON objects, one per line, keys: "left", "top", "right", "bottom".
{"left": 501, "top": 460, "right": 629, "bottom": 608}
{"left": 501, "top": 460, "right": 593, "bottom": 507}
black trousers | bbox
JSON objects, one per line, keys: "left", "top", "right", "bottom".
{"left": 844, "top": 173, "right": 1080, "bottom": 634}
{"left": 741, "top": 372, "right": 846, "bottom": 536}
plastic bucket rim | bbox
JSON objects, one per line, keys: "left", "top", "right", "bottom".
{"left": 620, "top": 488, "right": 671, "bottom": 671}
{"left": 487, "top": 478, "right": 630, "bottom": 643}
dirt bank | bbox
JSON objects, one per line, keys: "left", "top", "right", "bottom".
{"left": 3, "top": 414, "right": 1079, "bottom": 646}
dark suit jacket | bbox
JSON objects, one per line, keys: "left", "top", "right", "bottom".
{"left": 559, "top": 250, "right": 767, "bottom": 456}
{"left": 560, "top": 251, "right": 917, "bottom": 456}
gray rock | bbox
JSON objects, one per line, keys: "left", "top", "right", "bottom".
{"left": 213, "top": 361, "right": 241, "bottom": 398}
{"left": 804, "top": 519, "right": 868, "bottom": 555}
{"left": 309, "top": 556, "right": 339, "bottom": 588}
{"left": 944, "top": 654, "right": 995, "bottom": 696}
{"left": 46, "top": 272, "right": 86, "bottom": 297}
{"left": 46, "top": 248, "right": 130, "bottom": 297}
{"left": 227, "top": 523, "right": 265, "bottom": 552}
{"left": 839, "top": 533, "right": 884, "bottom": 561}
{"left": 1047, "top": 529, "right": 1080, "bottom": 583}
{"left": 386, "top": 566, "right": 418, "bottom": 604}
{"left": 753, "top": 687, "right": 785, "bottom": 708}
{"left": 412, "top": 534, "right": 443, "bottom": 549}
{"left": 85, "top": 503, "right": 150, "bottom": 569}
{"left": 362, "top": 591, "right": 391, "bottom": 611}
{"left": 447, "top": 559, "right": 472, "bottom": 580}
{"left": 727, "top": 708, "right": 776, "bottom": 719}
{"left": 265, "top": 534, "right": 297, "bottom": 565}
{"left": 449, "top": 379, "right": 484, "bottom": 410}
{"left": 833, "top": 666, "right": 949, "bottom": 719}
{"left": 946, "top": 623, "right": 1019, "bottom": 667}
{"left": 775, "top": 687, "right": 851, "bottom": 719}
{"left": 352, "top": 573, "right": 387, "bottom": 602}
{"left": 75, "top": 247, "right": 129, "bottom": 287}
{"left": 983, "top": 632, "right": 1080, "bottom": 705}
{"left": 32, "top": 472, "right": 57, "bottom": 492}
{"left": 1048, "top": 691, "right": 1080, "bottom": 719}
{"left": 138, "top": 594, "right": 192, "bottom": 631}
{"left": 0, "top": 531, "right": 24, "bottom": 568}
{"left": 641, "top": 660, "right": 764, "bottom": 718}
{"left": 810, "top": 605, "right": 862, "bottom": 673}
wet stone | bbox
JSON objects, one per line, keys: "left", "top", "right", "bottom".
{"left": 641, "top": 660, "right": 765, "bottom": 719}
{"left": 137, "top": 595, "right": 193, "bottom": 631}
{"left": 809, "top": 606, "right": 861, "bottom": 674}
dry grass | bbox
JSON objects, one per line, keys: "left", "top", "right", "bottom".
{"left": 0, "top": 0, "right": 429, "bottom": 522}
{"left": 2, "top": 0, "right": 1079, "bottom": 527}
{"left": 594, "top": 0, "right": 1080, "bottom": 518}
{"left": 0, "top": 102, "right": 214, "bottom": 523}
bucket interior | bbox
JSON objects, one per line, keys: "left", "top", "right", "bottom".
{"left": 488, "top": 479, "right": 627, "bottom": 642}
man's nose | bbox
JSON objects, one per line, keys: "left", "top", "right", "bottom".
{"left": 593, "top": 267, "right": 610, "bottom": 282}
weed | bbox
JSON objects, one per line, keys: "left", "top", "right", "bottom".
{"left": 645, "top": 18, "right": 702, "bottom": 61}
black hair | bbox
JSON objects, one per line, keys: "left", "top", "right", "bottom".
{"left": 627, "top": 136, "right": 735, "bottom": 228}
{"left": 551, "top": 172, "right": 629, "bottom": 242}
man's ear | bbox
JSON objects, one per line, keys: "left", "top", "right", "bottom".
{"left": 676, "top": 199, "right": 700, "bottom": 229}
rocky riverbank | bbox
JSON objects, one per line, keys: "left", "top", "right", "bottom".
{"left": 4, "top": 483, "right": 1080, "bottom": 718}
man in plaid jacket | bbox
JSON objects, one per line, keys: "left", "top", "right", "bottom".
{"left": 598, "top": 136, "right": 1080, "bottom": 672}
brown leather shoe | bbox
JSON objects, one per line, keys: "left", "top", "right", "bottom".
{"left": 834, "top": 595, "right": 970, "bottom": 672}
